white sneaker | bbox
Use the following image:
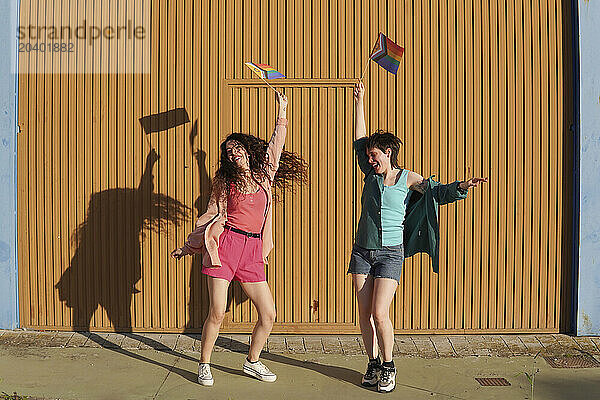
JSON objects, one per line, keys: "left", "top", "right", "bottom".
{"left": 243, "top": 359, "right": 277, "bottom": 382}
{"left": 377, "top": 365, "right": 396, "bottom": 393}
{"left": 198, "top": 363, "right": 214, "bottom": 386}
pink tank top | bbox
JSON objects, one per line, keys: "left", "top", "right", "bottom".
{"left": 227, "top": 186, "right": 268, "bottom": 234}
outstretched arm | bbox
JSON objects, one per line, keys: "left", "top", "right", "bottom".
{"left": 408, "top": 171, "right": 488, "bottom": 194}
{"left": 170, "top": 188, "right": 221, "bottom": 260}
{"left": 354, "top": 82, "right": 366, "bottom": 140}
{"left": 407, "top": 171, "right": 488, "bottom": 205}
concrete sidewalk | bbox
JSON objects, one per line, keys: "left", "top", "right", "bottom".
{"left": 0, "top": 330, "right": 599, "bottom": 399}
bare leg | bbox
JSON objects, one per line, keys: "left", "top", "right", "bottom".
{"left": 371, "top": 278, "right": 398, "bottom": 362}
{"left": 200, "top": 277, "right": 230, "bottom": 363}
{"left": 240, "top": 281, "right": 276, "bottom": 362}
{"left": 352, "top": 274, "right": 378, "bottom": 359}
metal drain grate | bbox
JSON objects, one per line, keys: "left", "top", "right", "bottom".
{"left": 544, "top": 354, "right": 600, "bottom": 368}
{"left": 475, "top": 377, "right": 511, "bottom": 386}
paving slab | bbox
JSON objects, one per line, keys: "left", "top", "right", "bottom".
{"left": 183, "top": 334, "right": 202, "bottom": 352}
{"left": 573, "top": 336, "right": 600, "bottom": 355}
{"left": 591, "top": 337, "right": 600, "bottom": 353}
{"left": 175, "top": 334, "right": 196, "bottom": 352}
{"left": 157, "top": 334, "right": 179, "bottom": 350}
{"left": 0, "top": 331, "right": 21, "bottom": 346}
{"left": 304, "top": 336, "right": 324, "bottom": 353}
{"left": 430, "top": 335, "right": 457, "bottom": 357}
{"left": 266, "top": 336, "right": 286, "bottom": 353}
{"left": 518, "top": 335, "right": 544, "bottom": 356}
{"left": 120, "top": 334, "right": 142, "bottom": 350}
{"left": 82, "top": 332, "right": 108, "bottom": 348}
{"left": 486, "top": 335, "right": 512, "bottom": 357}
{"left": 448, "top": 335, "right": 473, "bottom": 357}
{"left": 340, "top": 336, "right": 362, "bottom": 355}
{"left": 285, "top": 336, "right": 305, "bottom": 353}
{"left": 500, "top": 335, "right": 528, "bottom": 355}
{"left": 322, "top": 336, "right": 342, "bottom": 354}
{"left": 103, "top": 333, "right": 126, "bottom": 349}
{"left": 12, "top": 331, "right": 40, "bottom": 346}
{"left": 466, "top": 335, "right": 492, "bottom": 356}
{"left": 229, "top": 334, "right": 250, "bottom": 353}
{"left": 46, "top": 332, "right": 73, "bottom": 348}
{"left": 66, "top": 332, "right": 90, "bottom": 348}
{"left": 553, "top": 334, "right": 582, "bottom": 355}
{"left": 411, "top": 336, "right": 438, "bottom": 358}
{"left": 36, "top": 332, "right": 59, "bottom": 347}
{"left": 394, "top": 336, "right": 417, "bottom": 357}
{"left": 214, "top": 334, "right": 231, "bottom": 352}
{"left": 138, "top": 333, "right": 171, "bottom": 350}
{"left": 536, "top": 334, "right": 564, "bottom": 355}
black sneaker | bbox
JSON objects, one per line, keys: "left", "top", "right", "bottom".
{"left": 361, "top": 359, "right": 382, "bottom": 387}
{"left": 377, "top": 365, "right": 396, "bottom": 393}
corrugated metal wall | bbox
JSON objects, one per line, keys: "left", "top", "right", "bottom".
{"left": 17, "top": 0, "right": 574, "bottom": 333}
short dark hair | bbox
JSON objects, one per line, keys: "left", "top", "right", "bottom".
{"left": 366, "top": 129, "right": 403, "bottom": 169}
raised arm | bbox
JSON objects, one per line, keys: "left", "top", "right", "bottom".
{"left": 266, "top": 91, "right": 288, "bottom": 181}
{"left": 353, "top": 82, "right": 372, "bottom": 174}
{"left": 354, "top": 82, "right": 366, "bottom": 140}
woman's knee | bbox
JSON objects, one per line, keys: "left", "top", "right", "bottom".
{"left": 208, "top": 307, "right": 226, "bottom": 324}
{"left": 259, "top": 307, "right": 276, "bottom": 325}
{"left": 372, "top": 308, "right": 391, "bottom": 326}
{"left": 358, "top": 310, "right": 373, "bottom": 324}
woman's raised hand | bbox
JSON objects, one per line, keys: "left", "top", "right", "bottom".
{"left": 459, "top": 177, "right": 488, "bottom": 190}
{"left": 353, "top": 82, "right": 365, "bottom": 103}
{"left": 276, "top": 91, "right": 288, "bottom": 109}
{"left": 276, "top": 91, "right": 288, "bottom": 118}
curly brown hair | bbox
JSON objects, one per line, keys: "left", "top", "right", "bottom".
{"left": 211, "top": 132, "right": 309, "bottom": 202}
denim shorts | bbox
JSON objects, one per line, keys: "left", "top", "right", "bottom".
{"left": 347, "top": 244, "right": 404, "bottom": 281}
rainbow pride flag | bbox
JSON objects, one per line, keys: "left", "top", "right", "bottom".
{"left": 245, "top": 62, "right": 286, "bottom": 79}
{"left": 370, "top": 33, "right": 404, "bottom": 75}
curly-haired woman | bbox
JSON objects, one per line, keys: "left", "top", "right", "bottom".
{"left": 171, "top": 92, "right": 308, "bottom": 386}
{"left": 350, "top": 82, "right": 487, "bottom": 393}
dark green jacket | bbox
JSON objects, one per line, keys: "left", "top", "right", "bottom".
{"left": 353, "top": 138, "right": 468, "bottom": 272}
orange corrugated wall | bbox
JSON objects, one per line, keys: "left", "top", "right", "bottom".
{"left": 17, "top": 0, "right": 574, "bottom": 333}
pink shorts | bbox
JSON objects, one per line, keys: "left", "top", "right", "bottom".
{"left": 201, "top": 228, "right": 266, "bottom": 282}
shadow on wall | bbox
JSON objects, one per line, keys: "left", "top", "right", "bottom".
{"left": 55, "top": 148, "right": 189, "bottom": 331}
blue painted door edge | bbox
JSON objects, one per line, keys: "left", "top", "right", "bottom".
{"left": 12, "top": 0, "right": 20, "bottom": 329}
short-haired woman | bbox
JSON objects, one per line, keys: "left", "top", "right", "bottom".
{"left": 350, "top": 82, "right": 487, "bottom": 393}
